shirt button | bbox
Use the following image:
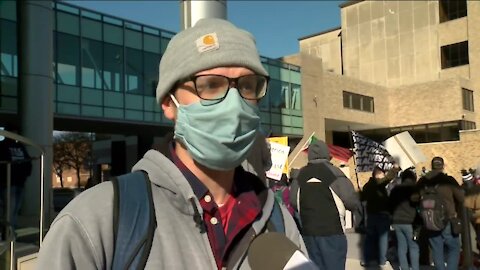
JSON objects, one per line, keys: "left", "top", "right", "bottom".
{"left": 210, "top": 217, "right": 218, "bottom": 225}
{"left": 204, "top": 195, "right": 212, "bottom": 203}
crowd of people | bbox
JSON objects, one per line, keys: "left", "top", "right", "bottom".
{"left": 270, "top": 143, "right": 480, "bottom": 270}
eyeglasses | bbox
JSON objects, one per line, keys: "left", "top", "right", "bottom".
{"left": 179, "top": 74, "right": 269, "bottom": 101}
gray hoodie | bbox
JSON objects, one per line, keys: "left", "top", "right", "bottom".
{"left": 36, "top": 149, "right": 305, "bottom": 269}
{"left": 294, "top": 141, "right": 360, "bottom": 235}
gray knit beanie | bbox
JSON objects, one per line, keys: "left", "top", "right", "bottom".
{"left": 156, "top": 18, "right": 268, "bottom": 103}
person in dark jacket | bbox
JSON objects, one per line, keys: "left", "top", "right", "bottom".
{"left": 296, "top": 140, "right": 360, "bottom": 270}
{"left": 288, "top": 168, "right": 302, "bottom": 229}
{"left": 361, "top": 164, "right": 399, "bottom": 267}
{"left": 416, "top": 157, "right": 464, "bottom": 270}
{"left": 463, "top": 169, "right": 480, "bottom": 252}
{"left": 0, "top": 127, "right": 32, "bottom": 230}
{"left": 389, "top": 169, "right": 420, "bottom": 270}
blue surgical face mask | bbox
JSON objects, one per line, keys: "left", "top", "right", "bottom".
{"left": 170, "top": 88, "right": 260, "bottom": 171}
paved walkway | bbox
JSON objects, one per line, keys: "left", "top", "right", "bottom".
{"left": 344, "top": 231, "right": 478, "bottom": 270}
{"left": 345, "top": 258, "right": 436, "bottom": 270}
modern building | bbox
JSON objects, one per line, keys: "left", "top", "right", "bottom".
{"left": 0, "top": 2, "right": 304, "bottom": 262}
{"left": 284, "top": 0, "right": 480, "bottom": 179}
{"left": 0, "top": 2, "right": 304, "bottom": 179}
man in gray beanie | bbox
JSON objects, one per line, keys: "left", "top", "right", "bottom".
{"left": 295, "top": 140, "right": 360, "bottom": 270}
{"left": 37, "top": 18, "right": 306, "bottom": 269}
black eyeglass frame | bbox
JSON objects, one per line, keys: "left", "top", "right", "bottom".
{"left": 176, "top": 74, "right": 270, "bottom": 101}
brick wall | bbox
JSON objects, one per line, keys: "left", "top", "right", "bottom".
{"left": 416, "top": 129, "right": 480, "bottom": 183}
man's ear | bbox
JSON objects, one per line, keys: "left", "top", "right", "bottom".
{"left": 161, "top": 95, "right": 176, "bottom": 121}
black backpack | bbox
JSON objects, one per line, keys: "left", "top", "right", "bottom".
{"left": 419, "top": 185, "right": 447, "bottom": 231}
{"left": 111, "top": 171, "right": 285, "bottom": 269}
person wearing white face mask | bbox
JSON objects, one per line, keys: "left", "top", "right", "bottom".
{"left": 36, "top": 18, "right": 306, "bottom": 270}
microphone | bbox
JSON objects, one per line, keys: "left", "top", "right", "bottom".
{"left": 248, "top": 232, "right": 318, "bottom": 270}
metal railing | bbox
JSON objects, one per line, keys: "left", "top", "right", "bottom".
{"left": 0, "top": 130, "right": 45, "bottom": 269}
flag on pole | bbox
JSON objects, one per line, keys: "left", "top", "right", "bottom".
{"left": 289, "top": 132, "right": 316, "bottom": 167}
{"left": 351, "top": 131, "right": 393, "bottom": 172}
{"left": 300, "top": 133, "right": 318, "bottom": 152}
{"left": 299, "top": 133, "right": 352, "bottom": 162}
{"left": 327, "top": 144, "right": 353, "bottom": 163}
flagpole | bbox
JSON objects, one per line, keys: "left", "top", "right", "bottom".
{"left": 289, "top": 131, "right": 315, "bottom": 167}
{"left": 348, "top": 126, "right": 361, "bottom": 191}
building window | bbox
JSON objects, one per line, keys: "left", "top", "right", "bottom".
{"left": 269, "top": 79, "right": 287, "bottom": 109}
{"left": 441, "top": 41, "right": 469, "bottom": 69}
{"left": 81, "top": 38, "right": 103, "bottom": 90}
{"left": 125, "top": 48, "right": 143, "bottom": 94}
{"left": 360, "top": 121, "right": 462, "bottom": 144}
{"left": 290, "top": 84, "right": 302, "bottom": 110}
{"left": 103, "top": 43, "right": 123, "bottom": 92}
{"left": 343, "top": 91, "right": 374, "bottom": 113}
{"left": 460, "top": 120, "right": 476, "bottom": 130}
{"left": 462, "top": 88, "right": 474, "bottom": 111}
{"left": 143, "top": 52, "right": 160, "bottom": 96}
{"left": 439, "top": 0, "right": 467, "bottom": 23}
{"left": 0, "top": 20, "right": 17, "bottom": 77}
{"left": 56, "top": 32, "right": 80, "bottom": 86}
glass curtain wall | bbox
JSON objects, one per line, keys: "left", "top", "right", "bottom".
{"left": 261, "top": 58, "right": 303, "bottom": 136}
{"left": 52, "top": 2, "right": 166, "bottom": 122}
{"left": 0, "top": 2, "right": 18, "bottom": 112}
{"left": 103, "top": 43, "right": 123, "bottom": 92}
{"left": 82, "top": 38, "right": 103, "bottom": 90}
{"left": 0, "top": 2, "right": 304, "bottom": 136}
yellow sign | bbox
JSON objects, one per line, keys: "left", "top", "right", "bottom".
{"left": 267, "top": 137, "right": 289, "bottom": 175}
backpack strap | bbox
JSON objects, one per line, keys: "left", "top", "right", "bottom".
{"left": 267, "top": 200, "right": 285, "bottom": 233}
{"left": 112, "top": 171, "right": 156, "bottom": 270}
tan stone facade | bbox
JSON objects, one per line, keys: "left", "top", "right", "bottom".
{"left": 286, "top": 0, "right": 480, "bottom": 179}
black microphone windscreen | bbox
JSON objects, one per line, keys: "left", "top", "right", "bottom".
{"left": 248, "top": 232, "right": 299, "bottom": 270}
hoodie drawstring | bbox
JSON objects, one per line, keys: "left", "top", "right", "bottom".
{"left": 189, "top": 198, "right": 206, "bottom": 233}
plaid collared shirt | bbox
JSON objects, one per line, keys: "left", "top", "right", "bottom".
{"left": 169, "top": 144, "right": 262, "bottom": 269}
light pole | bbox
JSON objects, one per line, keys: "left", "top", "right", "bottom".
{"left": 180, "top": 0, "right": 227, "bottom": 30}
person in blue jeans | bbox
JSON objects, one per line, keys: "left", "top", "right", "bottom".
{"left": 389, "top": 169, "right": 420, "bottom": 270}
{"left": 363, "top": 213, "right": 390, "bottom": 266}
{"left": 416, "top": 157, "right": 464, "bottom": 270}
{"left": 428, "top": 223, "right": 460, "bottom": 270}
{"left": 297, "top": 141, "right": 360, "bottom": 270}
{"left": 393, "top": 225, "right": 420, "bottom": 270}
{"left": 361, "top": 165, "right": 399, "bottom": 267}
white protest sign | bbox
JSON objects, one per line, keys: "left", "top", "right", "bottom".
{"left": 383, "top": 131, "right": 426, "bottom": 169}
{"left": 266, "top": 142, "right": 290, "bottom": 181}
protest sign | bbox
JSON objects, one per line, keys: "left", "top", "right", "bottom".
{"left": 266, "top": 142, "right": 290, "bottom": 181}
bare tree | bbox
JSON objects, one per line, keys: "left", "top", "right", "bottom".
{"left": 53, "top": 132, "right": 92, "bottom": 188}
{"left": 52, "top": 138, "right": 70, "bottom": 188}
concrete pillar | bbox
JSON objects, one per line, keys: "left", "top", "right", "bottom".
{"left": 18, "top": 1, "right": 54, "bottom": 228}
{"left": 289, "top": 53, "right": 326, "bottom": 168}
{"left": 180, "top": 0, "right": 227, "bottom": 30}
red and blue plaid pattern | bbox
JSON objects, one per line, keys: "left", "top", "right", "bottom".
{"left": 169, "top": 144, "right": 261, "bottom": 269}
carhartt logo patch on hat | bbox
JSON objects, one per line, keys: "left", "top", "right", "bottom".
{"left": 196, "top": 33, "right": 219, "bottom": 53}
